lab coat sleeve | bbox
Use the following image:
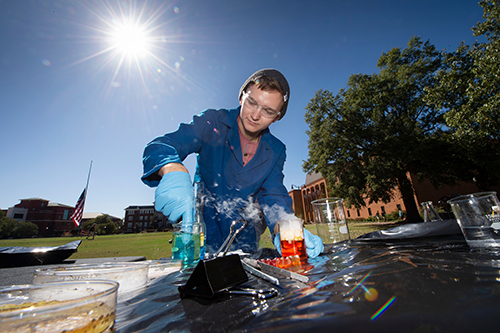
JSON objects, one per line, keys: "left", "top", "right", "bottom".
{"left": 141, "top": 110, "right": 214, "bottom": 187}
{"left": 257, "top": 144, "right": 294, "bottom": 236}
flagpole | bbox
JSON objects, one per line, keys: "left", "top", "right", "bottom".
{"left": 70, "top": 161, "right": 93, "bottom": 228}
{"left": 84, "top": 160, "right": 93, "bottom": 202}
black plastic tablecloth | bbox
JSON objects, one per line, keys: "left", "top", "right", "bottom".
{"left": 114, "top": 222, "right": 500, "bottom": 332}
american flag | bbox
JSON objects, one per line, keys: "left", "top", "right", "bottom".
{"left": 70, "top": 189, "right": 86, "bottom": 226}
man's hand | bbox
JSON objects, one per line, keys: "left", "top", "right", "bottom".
{"left": 273, "top": 233, "right": 282, "bottom": 256}
{"left": 304, "top": 229, "right": 324, "bottom": 258}
{"left": 154, "top": 171, "right": 194, "bottom": 224}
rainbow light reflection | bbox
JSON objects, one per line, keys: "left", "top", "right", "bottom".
{"left": 346, "top": 271, "right": 372, "bottom": 295}
{"left": 346, "top": 271, "right": 396, "bottom": 320}
{"left": 370, "top": 296, "right": 396, "bottom": 321}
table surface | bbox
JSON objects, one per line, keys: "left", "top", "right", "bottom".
{"left": 112, "top": 234, "right": 500, "bottom": 332}
{"left": 2, "top": 222, "right": 500, "bottom": 332}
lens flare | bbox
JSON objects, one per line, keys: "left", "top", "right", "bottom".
{"left": 363, "top": 287, "right": 378, "bottom": 302}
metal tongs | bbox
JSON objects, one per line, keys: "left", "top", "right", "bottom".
{"left": 225, "top": 287, "right": 278, "bottom": 299}
{"left": 243, "top": 258, "right": 309, "bottom": 284}
{"left": 214, "top": 219, "right": 248, "bottom": 258}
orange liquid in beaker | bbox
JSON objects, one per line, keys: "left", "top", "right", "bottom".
{"left": 280, "top": 239, "right": 307, "bottom": 261}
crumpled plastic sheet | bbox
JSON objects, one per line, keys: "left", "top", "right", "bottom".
{"left": 0, "top": 240, "right": 81, "bottom": 267}
{"left": 114, "top": 224, "right": 500, "bottom": 332}
{"left": 357, "top": 219, "right": 463, "bottom": 240}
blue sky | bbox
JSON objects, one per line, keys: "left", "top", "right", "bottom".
{"left": 0, "top": 0, "right": 485, "bottom": 219}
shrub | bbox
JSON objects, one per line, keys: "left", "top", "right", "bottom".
{"left": 14, "top": 221, "right": 39, "bottom": 238}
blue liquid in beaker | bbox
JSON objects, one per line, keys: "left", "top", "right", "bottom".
{"left": 172, "top": 231, "right": 201, "bottom": 268}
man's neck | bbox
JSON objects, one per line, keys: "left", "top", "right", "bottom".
{"left": 237, "top": 117, "right": 261, "bottom": 142}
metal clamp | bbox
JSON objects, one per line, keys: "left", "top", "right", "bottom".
{"left": 242, "top": 261, "right": 280, "bottom": 286}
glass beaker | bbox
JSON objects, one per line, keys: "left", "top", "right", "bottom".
{"left": 172, "top": 213, "right": 204, "bottom": 268}
{"left": 448, "top": 191, "right": 500, "bottom": 249}
{"left": 311, "top": 197, "right": 350, "bottom": 245}
{"left": 421, "top": 201, "right": 443, "bottom": 222}
{"left": 278, "top": 218, "right": 307, "bottom": 261}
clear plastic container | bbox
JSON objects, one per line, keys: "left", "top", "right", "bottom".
{"left": 33, "top": 262, "right": 148, "bottom": 295}
{"left": 0, "top": 280, "right": 118, "bottom": 333}
{"left": 145, "top": 258, "right": 182, "bottom": 280}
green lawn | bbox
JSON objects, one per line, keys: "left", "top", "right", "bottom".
{"left": 0, "top": 233, "right": 174, "bottom": 260}
{"left": 0, "top": 222, "right": 400, "bottom": 260}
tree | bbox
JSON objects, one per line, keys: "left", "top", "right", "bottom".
{"left": 0, "top": 211, "right": 18, "bottom": 238}
{"left": 426, "top": 0, "right": 500, "bottom": 141}
{"left": 0, "top": 220, "right": 16, "bottom": 238}
{"left": 82, "top": 219, "right": 93, "bottom": 232}
{"left": 98, "top": 221, "right": 117, "bottom": 235}
{"left": 14, "top": 221, "right": 39, "bottom": 238}
{"left": 466, "top": 0, "right": 500, "bottom": 140}
{"left": 303, "top": 36, "right": 463, "bottom": 223}
{"left": 424, "top": 0, "right": 500, "bottom": 189}
{"left": 85, "top": 214, "right": 118, "bottom": 235}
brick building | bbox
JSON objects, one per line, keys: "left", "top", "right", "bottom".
{"left": 290, "top": 172, "right": 500, "bottom": 224}
{"left": 7, "top": 198, "right": 75, "bottom": 236}
{"left": 5, "top": 198, "right": 124, "bottom": 237}
{"left": 123, "top": 205, "right": 170, "bottom": 233}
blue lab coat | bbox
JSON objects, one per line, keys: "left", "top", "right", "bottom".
{"left": 142, "top": 107, "right": 294, "bottom": 253}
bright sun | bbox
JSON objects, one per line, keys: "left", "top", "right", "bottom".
{"left": 109, "top": 20, "right": 151, "bottom": 59}
{"left": 71, "top": 1, "right": 181, "bottom": 96}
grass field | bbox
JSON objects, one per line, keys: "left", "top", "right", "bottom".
{"left": 0, "top": 222, "right": 400, "bottom": 260}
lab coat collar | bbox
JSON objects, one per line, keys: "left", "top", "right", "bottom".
{"left": 223, "top": 107, "right": 274, "bottom": 170}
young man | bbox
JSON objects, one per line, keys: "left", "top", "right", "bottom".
{"left": 142, "top": 69, "right": 322, "bottom": 257}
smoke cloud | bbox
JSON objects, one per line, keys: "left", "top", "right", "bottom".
{"left": 262, "top": 204, "right": 296, "bottom": 224}
{"left": 198, "top": 191, "right": 296, "bottom": 228}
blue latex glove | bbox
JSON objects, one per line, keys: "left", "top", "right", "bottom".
{"left": 154, "top": 171, "right": 195, "bottom": 224}
{"left": 304, "top": 229, "right": 324, "bottom": 258}
{"left": 273, "top": 229, "right": 324, "bottom": 258}
{"left": 273, "top": 233, "right": 282, "bottom": 256}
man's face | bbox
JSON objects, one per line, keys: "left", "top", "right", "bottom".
{"left": 238, "top": 84, "right": 284, "bottom": 139}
